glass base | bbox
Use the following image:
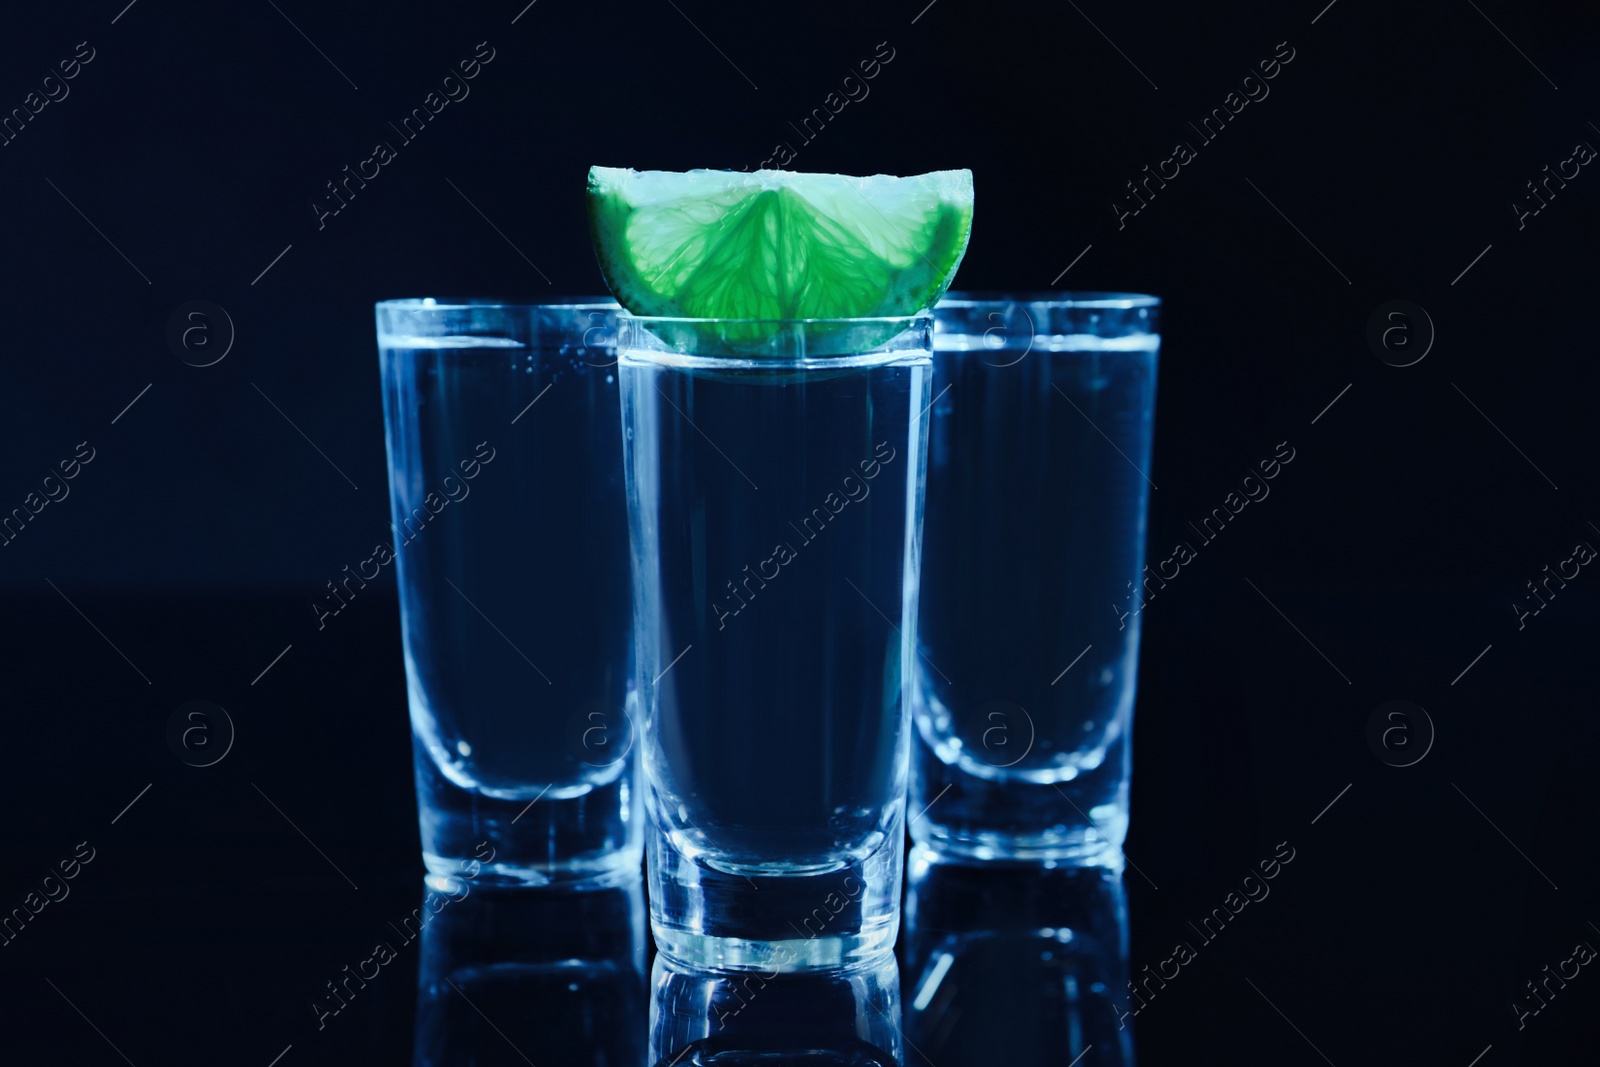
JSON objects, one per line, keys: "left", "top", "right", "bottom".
{"left": 912, "top": 725, "right": 1129, "bottom": 867}
{"left": 648, "top": 828, "right": 903, "bottom": 972}
{"left": 421, "top": 851, "right": 640, "bottom": 893}
{"left": 415, "top": 746, "right": 641, "bottom": 889}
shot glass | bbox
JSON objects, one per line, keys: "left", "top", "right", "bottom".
{"left": 913, "top": 294, "right": 1160, "bottom": 865}
{"left": 376, "top": 299, "right": 640, "bottom": 888}
{"left": 619, "top": 314, "right": 933, "bottom": 970}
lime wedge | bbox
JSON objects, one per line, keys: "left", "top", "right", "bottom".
{"left": 587, "top": 167, "right": 974, "bottom": 332}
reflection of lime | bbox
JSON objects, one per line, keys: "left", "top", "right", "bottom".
{"left": 587, "top": 167, "right": 974, "bottom": 331}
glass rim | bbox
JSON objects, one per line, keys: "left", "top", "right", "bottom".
{"left": 618, "top": 311, "right": 933, "bottom": 326}
{"left": 616, "top": 313, "right": 933, "bottom": 365}
{"left": 376, "top": 297, "right": 619, "bottom": 311}
{"left": 940, "top": 291, "right": 1160, "bottom": 309}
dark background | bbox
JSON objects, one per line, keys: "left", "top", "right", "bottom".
{"left": 2, "top": 0, "right": 1598, "bottom": 1063}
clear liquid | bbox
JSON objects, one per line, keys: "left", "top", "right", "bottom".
{"left": 623, "top": 352, "right": 930, "bottom": 869}
{"left": 622, "top": 347, "right": 930, "bottom": 964}
{"left": 914, "top": 332, "right": 1157, "bottom": 860}
{"left": 380, "top": 330, "right": 637, "bottom": 882}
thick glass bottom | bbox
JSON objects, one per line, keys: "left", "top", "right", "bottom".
{"left": 648, "top": 827, "right": 903, "bottom": 972}
{"left": 415, "top": 745, "right": 641, "bottom": 890}
{"left": 912, "top": 726, "right": 1130, "bottom": 867}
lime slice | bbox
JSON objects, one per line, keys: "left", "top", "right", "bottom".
{"left": 587, "top": 167, "right": 973, "bottom": 336}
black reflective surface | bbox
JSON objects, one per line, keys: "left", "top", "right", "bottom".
{"left": 6, "top": 589, "right": 1598, "bottom": 1066}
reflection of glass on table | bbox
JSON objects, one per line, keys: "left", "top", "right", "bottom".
{"left": 413, "top": 877, "right": 647, "bottom": 1065}
{"left": 650, "top": 951, "right": 901, "bottom": 1066}
{"left": 904, "top": 849, "right": 1134, "bottom": 1065}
